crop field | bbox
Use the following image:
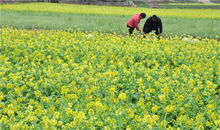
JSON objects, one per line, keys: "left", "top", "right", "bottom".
{"left": 0, "top": 3, "right": 220, "bottom": 129}
{"left": 1, "top": 3, "right": 220, "bottom": 18}
{"left": 1, "top": 3, "right": 220, "bottom": 38}
{"left": 1, "top": 26, "right": 220, "bottom": 129}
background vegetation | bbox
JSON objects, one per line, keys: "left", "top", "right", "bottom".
{"left": 1, "top": 3, "right": 220, "bottom": 38}
{"left": 159, "top": 3, "right": 220, "bottom": 9}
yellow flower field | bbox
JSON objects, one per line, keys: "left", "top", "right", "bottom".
{"left": 1, "top": 3, "right": 220, "bottom": 19}
{"left": 0, "top": 27, "right": 219, "bottom": 129}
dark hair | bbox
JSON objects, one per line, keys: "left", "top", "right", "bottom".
{"left": 140, "top": 13, "right": 146, "bottom": 18}
{"left": 152, "top": 15, "right": 158, "bottom": 19}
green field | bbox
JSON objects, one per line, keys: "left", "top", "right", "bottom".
{"left": 0, "top": 3, "right": 220, "bottom": 38}
{"left": 135, "top": 2, "right": 220, "bottom": 9}
{"left": 159, "top": 3, "right": 220, "bottom": 9}
{"left": 1, "top": 9, "right": 220, "bottom": 39}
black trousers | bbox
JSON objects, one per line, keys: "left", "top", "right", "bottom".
{"left": 144, "top": 28, "right": 159, "bottom": 35}
{"left": 127, "top": 25, "right": 134, "bottom": 35}
{"left": 143, "top": 28, "right": 161, "bottom": 39}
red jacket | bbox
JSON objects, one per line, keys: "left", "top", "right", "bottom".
{"left": 127, "top": 13, "right": 141, "bottom": 31}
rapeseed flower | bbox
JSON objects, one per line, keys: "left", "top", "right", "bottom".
{"left": 118, "top": 92, "right": 127, "bottom": 100}
{"left": 1, "top": 27, "right": 219, "bottom": 129}
{"left": 1, "top": 3, "right": 220, "bottom": 19}
{"left": 164, "top": 105, "right": 175, "bottom": 113}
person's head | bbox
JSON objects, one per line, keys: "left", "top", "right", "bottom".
{"left": 152, "top": 15, "right": 158, "bottom": 21}
{"left": 140, "top": 13, "right": 146, "bottom": 19}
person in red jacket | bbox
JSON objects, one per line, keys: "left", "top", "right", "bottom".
{"left": 127, "top": 13, "right": 146, "bottom": 35}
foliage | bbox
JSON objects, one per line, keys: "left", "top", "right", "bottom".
{"left": 1, "top": 3, "right": 220, "bottom": 19}
{"left": 0, "top": 27, "right": 220, "bottom": 129}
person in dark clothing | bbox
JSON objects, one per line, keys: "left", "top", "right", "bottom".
{"left": 143, "top": 15, "right": 163, "bottom": 36}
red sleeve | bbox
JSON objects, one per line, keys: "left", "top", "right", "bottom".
{"left": 134, "top": 19, "right": 140, "bottom": 31}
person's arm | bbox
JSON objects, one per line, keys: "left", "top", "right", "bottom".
{"left": 158, "top": 19, "right": 163, "bottom": 34}
{"left": 143, "top": 18, "right": 150, "bottom": 33}
{"left": 134, "top": 19, "right": 140, "bottom": 31}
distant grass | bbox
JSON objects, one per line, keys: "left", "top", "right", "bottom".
{"left": 2, "top": 3, "right": 220, "bottom": 19}
{"left": 160, "top": 3, "right": 220, "bottom": 9}
{"left": 135, "top": 3, "right": 149, "bottom": 8}
{"left": 210, "top": 0, "right": 220, "bottom": 3}
{"left": 171, "top": 0, "right": 198, "bottom": 2}
{"left": 1, "top": 10, "right": 220, "bottom": 38}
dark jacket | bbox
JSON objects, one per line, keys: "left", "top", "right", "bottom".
{"left": 143, "top": 16, "right": 163, "bottom": 33}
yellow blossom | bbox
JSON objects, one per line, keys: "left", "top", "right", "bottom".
{"left": 118, "top": 92, "right": 127, "bottom": 100}
{"left": 164, "top": 105, "right": 175, "bottom": 113}
{"left": 151, "top": 105, "right": 159, "bottom": 112}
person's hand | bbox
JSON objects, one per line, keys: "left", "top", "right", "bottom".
{"left": 138, "top": 31, "right": 144, "bottom": 35}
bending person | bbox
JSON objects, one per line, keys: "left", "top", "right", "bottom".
{"left": 127, "top": 13, "right": 146, "bottom": 35}
{"left": 143, "top": 15, "right": 163, "bottom": 37}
